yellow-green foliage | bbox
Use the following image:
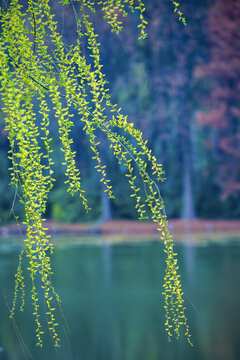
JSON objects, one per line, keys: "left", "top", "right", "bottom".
{"left": 171, "top": 1, "right": 186, "bottom": 25}
{"left": 0, "top": 0, "right": 191, "bottom": 347}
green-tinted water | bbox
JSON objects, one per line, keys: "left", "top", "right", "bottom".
{"left": 0, "top": 239, "right": 240, "bottom": 360}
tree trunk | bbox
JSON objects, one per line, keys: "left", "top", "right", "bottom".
{"left": 101, "top": 183, "right": 112, "bottom": 222}
{"left": 182, "top": 155, "right": 195, "bottom": 220}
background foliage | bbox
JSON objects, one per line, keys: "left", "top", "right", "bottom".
{"left": 0, "top": 0, "right": 239, "bottom": 225}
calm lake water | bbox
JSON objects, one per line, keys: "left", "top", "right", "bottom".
{"left": 0, "top": 237, "right": 240, "bottom": 360}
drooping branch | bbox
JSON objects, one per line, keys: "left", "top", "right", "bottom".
{"left": 0, "top": 0, "right": 191, "bottom": 347}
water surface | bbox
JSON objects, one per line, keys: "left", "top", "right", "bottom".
{"left": 0, "top": 237, "right": 240, "bottom": 360}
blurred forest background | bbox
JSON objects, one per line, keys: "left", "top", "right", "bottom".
{"left": 0, "top": 0, "right": 240, "bottom": 224}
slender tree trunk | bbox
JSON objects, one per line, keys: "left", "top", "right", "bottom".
{"left": 101, "top": 183, "right": 112, "bottom": 222}
{"left": 182, "top": 154, "right": 195, "bottom": 220}
{"left": 99, "top": 131, "right": 112, "bottom": 222}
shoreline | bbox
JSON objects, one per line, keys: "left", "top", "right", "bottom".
{"left": 1, "top": 219, "right": 240, "bottom": 238}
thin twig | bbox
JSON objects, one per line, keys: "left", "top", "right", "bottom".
{"left": 28, "top": 1, "right": 37, "bottom": 56}
{"left": 1, "top": 286, "right": 33, "bottom": 360}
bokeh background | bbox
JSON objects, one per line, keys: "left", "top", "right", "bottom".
{"left": 0, "top": 1, "right": 240, "bottom": 360}
{"left": 0, "top": 0, "right": 240, "bottom": 224}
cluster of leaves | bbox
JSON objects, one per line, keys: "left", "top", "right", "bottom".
{"left": 171, "top": 1, "right": 186, "bottom": 26}
{"left": 0, "top": 0, "right": 191, "bottom": 347}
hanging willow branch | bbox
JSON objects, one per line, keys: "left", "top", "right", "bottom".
{"left": 0, "top": 0, "right": 191, "bottom": 347}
